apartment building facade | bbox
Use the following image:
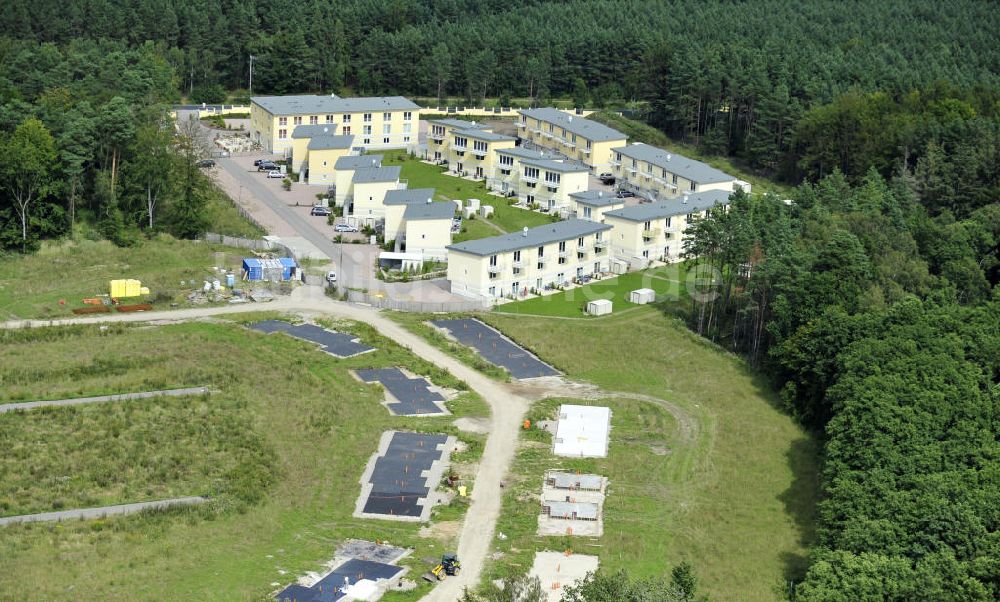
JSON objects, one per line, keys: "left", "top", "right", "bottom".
{"left": 350, "top": 166, "right": 403, "bottom": 224}
{"left": 603, "top": 189, "right": 732, "bottom": 264}
{"left": 517, "top": 108, "right": 627, "bottom": 172}
{"left": 447, "top": 219, "right": 613, "bottom": 300}
{"left": 447, "top": 129, "right": 516, "bottom": 180}
{"left": 425, "top": 118, "right": 489, "bottom": 163}
{"left": 333, "top": 155, "right": 383, "bottom": 206}
{"left": 610, "top": 143, "right": 747, "bottom": 202}
{"left": 486, "top": 147, "right": 547, "bottom": 197}
{"left": 568, "top": 190, "right": 625, "bottom": 223}
{"left": 250, "top": 95, "right": 419, "bottom": 155}
{"left": 515, "top": 158, "right": 589, "bottom": 213}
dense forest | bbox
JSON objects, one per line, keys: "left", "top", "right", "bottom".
{"left": 0, "top": 2, "right": 998, "bottom": 597}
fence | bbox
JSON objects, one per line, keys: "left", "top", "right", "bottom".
{"left": 345, "top": 290, "right": 491, "bottom": 313}
{"left": 204, "top": 233, "right": 276, "bottom": 251}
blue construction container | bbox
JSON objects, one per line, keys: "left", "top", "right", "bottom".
{"left": 242, "top": 257, "right": 298, "bottom": 281}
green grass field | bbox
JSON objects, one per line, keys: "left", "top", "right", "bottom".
{"left": 0, "top": 318, "right": 487, "bottom": 600}
{"left": 203, "top": 181, "right": 267, "bottom": 238}
{"left": 495, "top": 266, "right": 688, "bottom": 318}
{"left": 379, "top": 150, "right": 554, "bottom": 238}
{"left": 393, "top": 309, "right": 820, "bottom": 600}
{"left": 0, "top": 237, "right": 248, "bottom": 320}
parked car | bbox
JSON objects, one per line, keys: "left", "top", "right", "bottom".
{"left": 598, "top": 172, "right": 615, "bottom": 184}
{"left": 266, "top": 170, "right": 283, "bottom": 178}
{"left": 196, "top": 159, "right": 216, "bottom": 168}
{"left": 334, "top": 223, "right": 359, "bottom": 233}
{"left": 310, "top": 206, "right": 332, "bottom": 216}
{"left": 258, "top": 162, "right": 279, "bottom": 172}
{"left": 615, "top": 189, "right": 635, "bottom": 198}
{"left": 253, "top": 159, "right": 263, "bottom": 166}
{"left": 326, "top": 270, "right": 337, "bottom": 283}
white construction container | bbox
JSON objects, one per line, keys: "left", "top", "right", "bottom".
{"left": 463, "top": 207, "right": 476, "bottom": 219}
{"left": 480, "top": 205, "right": 494, "bottom": 218}
{"left": 586, "top": 299, "right": 612, "bottom": 316}
{"left": 467, "top": 198, "right": 481, "bottom": 211}
{"left": 629, "top": 288, "right": 656, "bottom": 304}
{"left": 452, "top": 198, "right": 463, "bottom": 212}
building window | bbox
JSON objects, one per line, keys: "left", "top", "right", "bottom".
{"left": 404, "top": 111, "right": 412, "bottom": 120}
{"left": 500, "top": 155, "right": 513, "bottom": 166}
{"left": 544, "top": 171, "right": 560, "bottom": 184}
{"left": 383, "top": 137, "right": 390, "bottom": 144}
{"left": 279, "top": 117, "right": 287, "bottom": 126}
{"left": 615, "top": 152, "right": 621, "bottom": 162}
{"left": 363, "top": 125, "right": 372, "bottom": 135}
{"left": 690, "top": 182, "right": 697, "bottom": 191}
{"left": 343, "top": 126, "right": 351, "bottom": 135}
{"left": 489, "top": 286, "right": 496, "bottom": 296}
{"left": 665, "top": 217, "right": 672, "bottom": 228}
{"left": 489, "top": 255, "right": 498, "bottom": 266}
{"left": 293, "top": 116, "right": 302, "bottom": 125}
{"left": 343, "top": 114, "right": 351, "bottom": 123}
{"left": 524, "top": 167, "right": 539, "bottom": 180}
{"left": 672, "top": 174, "right": 678, "bottom": 184}
{"left": 686, "top": 213, "right": 693, "bottom": 221}
{"left": 454, "top": 136, "right": 467, "bottom": 149}
{"left": 363, "top": 113, "right": 372, "bottom": 122}
{"left": 278, "top": 129, "right": 287, "bottom": 139}
{"left": 474, "top": 140, "right": 488, "bottom": 152}
{"left": 309, "top": 116, "right": 318, "bottom": 125}
{"left": 644, "top": 220, "right": 651, "bottom": 230}
{"left": 326, "top": 115, "right": 334, "bottom": 123}
{"left": 403, "top": 124, "right": 412, "bottom": 134}
{"left": 383, "top": 124, "right": 391, "bottom": 135}
{"left": 364, "top": 138, "right": 370, "bottom": 145}
{"left": 403, "top": 136, "right": 410, "bottom": 143}
{"left": 583, "top": 207, "right": 592, "bottom": 219}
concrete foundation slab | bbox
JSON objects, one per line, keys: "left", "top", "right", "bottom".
{"left": 529, "top": 551, "right": 599, "bottom": 602}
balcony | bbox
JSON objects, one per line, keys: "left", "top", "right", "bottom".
{"left": 429, "top": 132, "right": 445, "bottom": 141}
{"left": 576, "top": 244, "right": 588, "bottom": 253}
{"left": 581, "top": 146, "right": 591, "bottom": 154}
{"left": 610, "top": 160, "right": 621, "bottom": 167}
{"left": 517, "top": 121, "right": 526, "bottom": 128}
{"left": 594, "top": 238, "right": 609, "bottom": 249}
{"left": 488, "top": 264, "right": 503, "bottom": 275}
{"left": 472, "top": 149, "right": 487, "bottom": 159}
{"left": 626, "top": 166, "right": 638, "bottom": 174}
{"left": 453, "top": 144, "right": 467, "bottom": 151}
{"left": 520, "top": 174, "right": 538, "bottom": 183}
{"left": 562, "top": 139, "right": 575, "bottom": 148}
{"left": 642, "top": 227, "right": 662, "bottom": 240}
{"left": 511, "top": 259, "right": 524, "bottom": 269}
{"left": 537, "top": 254, "right": 549, "bottom": 263}
{"left": 557, "top": 249, "right": 569, "bottom": 258}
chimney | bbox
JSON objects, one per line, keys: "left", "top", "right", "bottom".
{"left": 666, "top": 154, "right": 672, "bottom": 162}
{"left": 426, "top": 197, "right": 432, "bottom": 204}
{"left": 598, "top": 191, "right": 603, "bottom": 198}
{"left": 683, "top": 195, "right": 689, "bottom": 204}
{"left": 522, "top": 227, "right": 529, "bottom": 237}
{"left": 323, "top": 127, "right": 328, "bottom": 133}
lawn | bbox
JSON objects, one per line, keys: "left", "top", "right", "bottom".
{"left": 479, "top": 310, "right": 820, "bottom": 600}
{"left": 495, "top": 265, "right": 688, "bottom": 318}
{"left": 0, "top": 236, "right": 248, "bottom": 320}
{"left": 0, "top": 318, "right": 488, "bottom": 601}
{"left": 203, "top": 180, "right": 267, "bottom": 238}
{"left": 379, "top": 150, "right": 554, "bottom": 237}
{"left": 392, "top": 308, "right": 820, "bottom": 601}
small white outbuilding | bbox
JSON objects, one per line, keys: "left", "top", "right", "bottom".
{"left": 629, "top": 288, "right": 656, "bottom": 304}
{"left": 586, "top": 299, "right": 613, "bottom": 316}
{"left": 480, "top": 205, "right": 494, "bottom": 218}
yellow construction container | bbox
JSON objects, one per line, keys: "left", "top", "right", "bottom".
{"left": 110, "top": 279, "right": 146, "bottom": 298}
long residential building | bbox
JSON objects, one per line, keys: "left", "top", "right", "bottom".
{"left": 610, "top": 143, "right": 747, "bottom": 202}
{"left": 425, "top": 118, "right": 489, "bottom": 163}
{"left": 603, "top": 189, "right": 732, "bottom": 264}
{"left": 250, "top": 95, "right": 420, "bottom": 154}
{"left": 447, "top": 219, "right": 613, "bottom": 299}
{"left": 517, "top": 108, "right": 627, "bottom": 172}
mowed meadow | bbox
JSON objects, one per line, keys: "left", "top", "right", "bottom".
{"left": 0, "top": 317, "right": 487, "bottom": 601}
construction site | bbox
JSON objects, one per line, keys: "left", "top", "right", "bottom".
{"left": 552, "top": 404, "right": 612, "bottom": 458}
{"left": 537, "top": 471, "right": 608, "bottom": 537}
{"left": 353, "top": 367, "right": 452, "bottom": 416}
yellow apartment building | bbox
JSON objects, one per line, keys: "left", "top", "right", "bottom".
{"left": 289, "top": 124, "right": 340, "bottom": 172}
{"left": 486, "top": 147, "right": 547, "bottom": 197}
{"left": 447, "top": 219, "right": 613, "bottom": 300}
{"left": 383, "top": 188, "right": 437, "bottom": 241}
{"left": 514, "top": 158, "right": 589, "bottom": 214}
{"left": 568, "top": 190, "right": 625, "bottom": 223}
{"left": 610, "top": 143, "right": 747, "bottom": 202}
{"left": 603, "top": 189, "right": 732, "bottom": 265}
{"left": 446, "top": 129, "right": 516, "bottom": 180}
{"left": 517, "top": 108, "right": 627, "bottom": 172}
{"left": 426, "top": 118, "right": 490, "bottom": 163}
{"left": 250, "top": 95, "right": 419, "bottom": 155}
{"left": 333, "top": 154, "right": 383, "bottom": 206}
{"left": 349, "top": 166, "right": 403, "bottom": 225}
{"left": 383, "top": 189, "right": 455, "bottom": 259}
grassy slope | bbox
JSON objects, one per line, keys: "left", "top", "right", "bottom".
{"left": 589, "top": 111, "right": 793, "bottom": 197}
{"left": 203, "top": 181, "right": 267, "bottom": 239}
{"left": 379, "top": 150, "right": 554, "bottom": 237}
{"left": 478, "top": 309, "right": 819, "bottom": 600}
{"left": 0, "top": 319, "right": 487, "bottom": 601}
{"left": 495, "top": 265, "right": 688, "bottom": 318}
{"left": 0, "top": 237, "right": 245, "bottom": 320}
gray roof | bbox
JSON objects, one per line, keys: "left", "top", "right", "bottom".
{"left": 549, "top": 472, "right": 604, "bottom": 490}
{"left": 429, "top": 118, "right": 488, "bottom": 130}
{"left": 612, "top": 143, "right": 734, "bottom": 184}
{"left": 520, "top": 158, "right": 589, "bottom": 173}
{"left": 307, "top": 135, "right": 354, "bottom": 150}
{"left": 604, "top": 190, "right": 732, "bottom": 222}
{"left": 496, "top": 147, "right": 548, "bottom": 160}
{"left": 544, "top": 501, "right": 600, "bottom": 520}
{"left": 292, "top": 124, "right": 338, "bottom": 139}
{"left": 352, "top": 166, "right": 401, "bottom": 184}
{"left": 384, "top": 188, "right": 436, "bottom": 206}
{"left": 404, "top": 201, "right": 456, "bottom": 221}
{"left": 252, "top": 95, "right": 420, "bottom": 116}
{"left": 448, "top": 219, "right": 611, "bottom": 257}
{"left": 455, "top": 129, "right": 515, "bottom": 143}
{"left": 519, "top": 107, "right": 626, "bottom": 142}
{"left": 335, "top": 154, "right": 383, "bottom": 170}
{"left": 569, "top": 190, "right": 624, "bottom": 208}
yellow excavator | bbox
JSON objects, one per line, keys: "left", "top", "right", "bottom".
{"left": 423, "top": 553, "right": 461, "bottom": 581}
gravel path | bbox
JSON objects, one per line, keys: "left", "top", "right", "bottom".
{"left": 0, "top": 497, "right": 208, "bottom": 526}
{"left": 0, "top": 387, "right": 210, "bottom": 414}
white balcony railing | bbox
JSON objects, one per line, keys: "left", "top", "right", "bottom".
{"left": 488, "top": 264, "right": 503, "bottom": 274}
